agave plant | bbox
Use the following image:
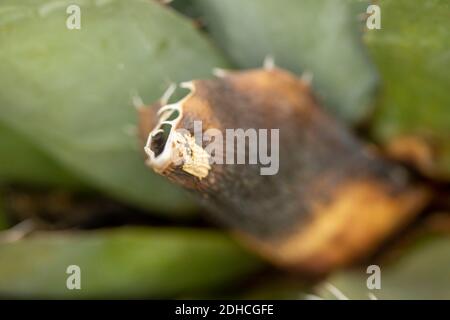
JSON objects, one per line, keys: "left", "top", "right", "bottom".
{"left": 0, "top": 0, "right": 448, "bottom": 299}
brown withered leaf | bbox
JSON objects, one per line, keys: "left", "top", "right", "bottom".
{"left": 139, "top": 67, "right": 431, "bottom": 274}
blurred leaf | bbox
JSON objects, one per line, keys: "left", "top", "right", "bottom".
{"left": 177, "top": 0, "right": 378, "bottom": 123}
{"left": 366, "top": 0, "right": 450, "bottom": 180}
{"left": 0, "top": 227, "right": 263, "bottom": 298}
{"left": 240, "top": 276, "right": 311, "bottom": 300}
{"left": 318, "top": 236, "right": 450, "bottom": 299}
{"left": 0, "top": 196, "right": 8, "bottom": 230}
{"left": 0, "top": 123, "right": 83, "bottom": 188}
{"left": 0, "top": 0, "right": 229, "bottom": 214}
{"left": 170, "top": 0, "right": 202, "bottom": 20}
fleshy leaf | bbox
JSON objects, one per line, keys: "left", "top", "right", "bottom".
{"left": 365, "top": 0, "right": 450, "bottom": 180}
{"left": 0, "top": 227, "right": 263, "bottom": 298}
{"left": 0, "top": 0, "right": 229, "bottom": 214}
{"left": 317, "top": 236, "right": 450, "bottom": 300}
{"left": 0, "top": 123, "right": 83, "bottom": 188}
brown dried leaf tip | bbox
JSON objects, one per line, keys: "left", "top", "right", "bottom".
{"left": 138, "top": 67, "right": 431, "bottom": 274}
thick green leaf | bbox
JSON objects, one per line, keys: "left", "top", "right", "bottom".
{"left": 0, "top": 123, "right": 83, "bottom": 188}
{"left": 0, "top": 0, "right": 229, "bottom": 214}
{"left": 366, "top": 0, "right": 450, "bottom": 179}
{"left": 316, "top": 236, "right": 450, "bottom": 299}
{"left": 177, "top": 0, "right": 378, "bottom": 123}
{"left": 0, "top": 227, "right": 263, "bottom": 298}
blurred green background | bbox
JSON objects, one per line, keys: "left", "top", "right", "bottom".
{"left": 0, "top": 0, "right": 448, "bottom": 299}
